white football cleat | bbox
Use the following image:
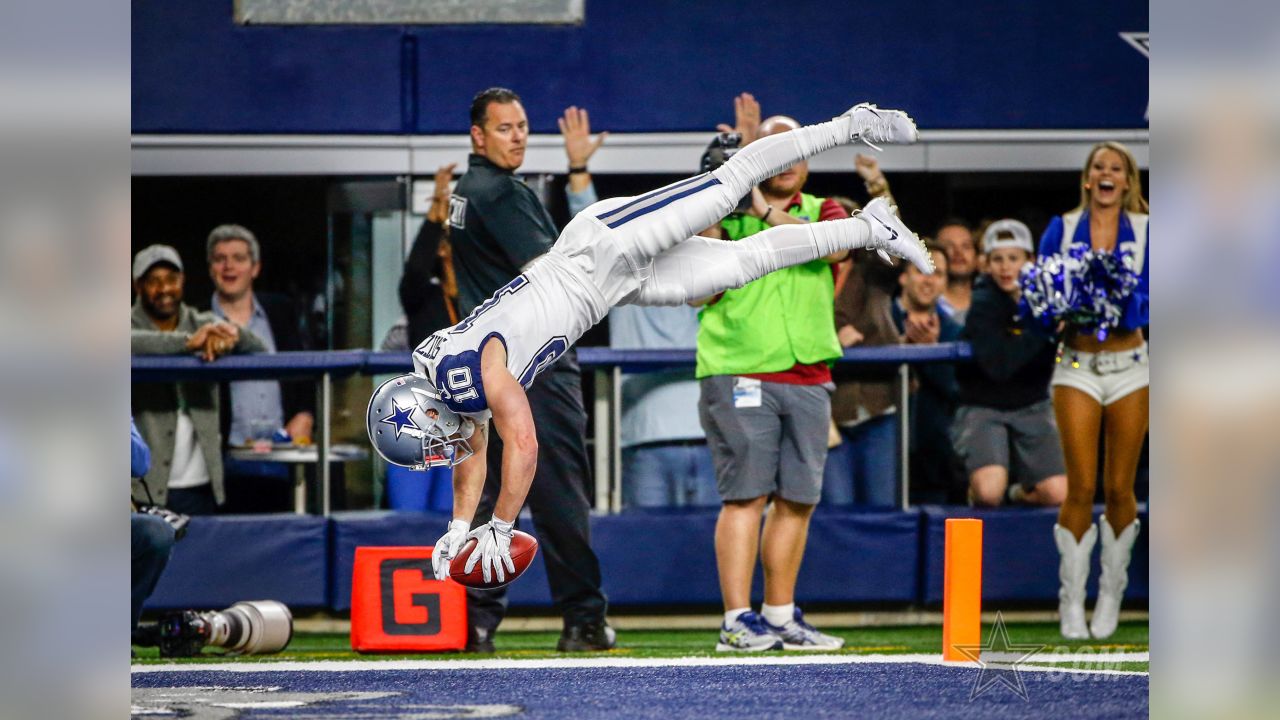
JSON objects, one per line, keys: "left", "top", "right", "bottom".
{"left": 841, "top": 103, "right": 919, "bottom": 150}
{"left": 859, "top": 197, "right": 933, "bottom": 275}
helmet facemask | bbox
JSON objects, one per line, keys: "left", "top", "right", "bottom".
{"left": 368, "top": 374, "right": 477, "bottom": 470}
{"left": 410, "top": 387, "right": 475, "bottom": 468}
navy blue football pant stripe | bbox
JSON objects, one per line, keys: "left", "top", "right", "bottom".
{"left": 467, "top": 353, "right": 608, "bottom": 630}
{"left": 600, "top": 176, "right": 722, "bottom": 229}
{"left": 594, "top": 173, "right": 712, "bottom": 225}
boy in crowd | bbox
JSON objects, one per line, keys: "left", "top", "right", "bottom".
{"left": 953, "top": 220, "right": 1067, "bottom": 506}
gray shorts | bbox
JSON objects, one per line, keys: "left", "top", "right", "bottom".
{"left": 698, "top": 375, "right": 830, "bottom": 505}
{"left": 951, "top": 399, "right": 1065, "bottom": 491}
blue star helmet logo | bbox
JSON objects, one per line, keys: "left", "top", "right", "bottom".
{"left": 381, "top": 399, "right": 420, "bottom": 439}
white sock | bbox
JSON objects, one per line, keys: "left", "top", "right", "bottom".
{"left": 712, "top": 118, "right": 848, "bottom": 197}
{"left": 724, "top": 607, "right": 751, "bottom": 626}
{"left": 762, "top": 602, "right": 795, "bottom": 627}
{"left": 806, "top": 216, "right": 872, "bottom": 256}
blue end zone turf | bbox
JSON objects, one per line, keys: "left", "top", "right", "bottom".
{"left": 132, "top": 662, "right": 1148, "bottom": 719}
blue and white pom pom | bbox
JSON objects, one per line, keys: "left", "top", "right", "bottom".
{"left": 1019, "top": 250, "right": 1138, "bottom": 339}
{"left": 1019, "top": 254, "right": 1087, "bottom": 332}
{"left": 1078, "top": 250, "right": 1139, "bottom": 341}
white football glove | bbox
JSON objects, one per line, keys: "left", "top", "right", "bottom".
{"left": 464, "top": 516, "right": 517, "bottom": 584}
{"left": 431, "top": 518, "right": 472, "bottom": 581}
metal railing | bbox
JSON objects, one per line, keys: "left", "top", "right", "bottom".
{"left": 133, "top": 343, "right": 971, "bottom": 514}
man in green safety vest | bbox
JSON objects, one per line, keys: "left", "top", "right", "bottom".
{"left": 696, "top": 103, "right": 859, "bottom": 652}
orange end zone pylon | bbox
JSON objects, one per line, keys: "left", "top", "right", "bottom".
{"left": 942, "top": 518, "right": 982, "bottom": 661}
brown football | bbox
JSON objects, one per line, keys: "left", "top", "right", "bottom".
{"left": 449, "top": 529, "right": 539, "bottom": 589}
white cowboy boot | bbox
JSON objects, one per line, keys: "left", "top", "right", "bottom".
{"left": 1090, "top": 518, "right": 1141, "bottom": 639}
{"left": 1054, "top": 523, "right": 1097, "bottom": 639}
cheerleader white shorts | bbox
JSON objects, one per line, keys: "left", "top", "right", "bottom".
{"left": 1051, "top": 343, "right": 1149, "bottom": 406}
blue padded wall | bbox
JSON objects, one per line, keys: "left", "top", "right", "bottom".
{"left": 142, "top": 507, "right": 1150, "bottom": 612}
{"left": 329, "top": 509, "right": 920, "bottom": 609}
{"left": 921, "top": 505, "right": 1150, "bottom": 605}
{"left": 801, "top": 510, "right": 921, "bottom": 603}
{"left": 145, "top": 514, "right": 330, "bottom": 609}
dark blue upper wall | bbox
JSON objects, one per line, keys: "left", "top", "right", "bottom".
{"left": 132, "top": 1, "right": 1149, "bottom": 134}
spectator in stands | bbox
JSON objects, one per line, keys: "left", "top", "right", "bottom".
{"left": 131, "top": 244, "right": 265, "bottom": 514}
{"left": 1047, "top": 142, "right": 1149, "bottom": 640}
{"left": 937, "top": 220, "right": 978, "bottom": 324}
{"left": 401, "top": 163, "right": 460, "bottom": 347}
{"left": 555, "top": 108, "right": 715, "bottom": 509}
{"left": 893, "top": 241, "right": 963, "bottom": 504}
{"left": 447, "top": 88, "right": 613, "bottom": 653}
{"left": 611, "top": 300, "right": 717, "bottom": 510}
{"left": 953, "top": 219, "right": 1066, "bottom": 507}
{"left": 824, "top": 155, "right": 902, "bottom": 508}
{"left": 698, "top": 95, "right": 847, "bottom": 652}
{"left": 206, "top": 224, "right": 316, "bottom": 512}
{"left": 131, "top": 418, "right": 174, "bottom": 636}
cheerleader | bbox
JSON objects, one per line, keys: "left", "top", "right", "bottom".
{"left": 1037, "top": 142, "right": 1149, "bottom": 639}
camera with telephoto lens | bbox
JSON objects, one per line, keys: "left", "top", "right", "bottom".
{"left": 700, "top": 131, "right": 753, "bottom": 214}
{"left": 139, "top": 600, "right": 294, "bottom": 657}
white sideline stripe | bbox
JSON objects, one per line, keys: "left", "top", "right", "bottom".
{"left": 132, "top": 652, "right": 1147, "bottom": 676}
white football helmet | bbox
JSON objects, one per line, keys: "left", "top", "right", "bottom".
{"left": 367, "top": 373, "right": 476, "bottom": 469}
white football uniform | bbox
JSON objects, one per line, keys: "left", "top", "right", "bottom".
{"left": 414, "top": 112, "right": 883, "bottom": 416}
{"left": 412, "top": 249, "right": 608, "bottom": 415}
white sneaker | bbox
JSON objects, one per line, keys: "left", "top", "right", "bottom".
{"left": 841, "top": 103, "right": 919, "bottom": 149}
{"left": 859, "top": 197, "right": 934, "bottom": 275}
{"left": 763, "top": 608, "right": 845, "bottom": 651}
{"left": 1090, "top": 518, "right": 1140, "bottom": 639}
{"left": 1054, "top": 523, "right": 1097, "bottom": 640}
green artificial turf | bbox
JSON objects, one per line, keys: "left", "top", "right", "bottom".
{"left": 133, "top": 619, "right": 1148, "bottom": 673}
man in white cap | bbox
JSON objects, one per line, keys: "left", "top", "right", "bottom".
{"left": 952, "top": 220, "right": 1067, "bottom": 507}
{"left": 130, "top": 244, "right": 264, "bottom": 514}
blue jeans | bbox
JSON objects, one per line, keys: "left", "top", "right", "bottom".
{"left": 821, "top": 414, "right": 898, "bottom": 508}
{"left": 385, "top": 464, "right": 454, "bottom": 512}
{"left": 132, "top": 513, "right": 176, "bottom": 632}
{"left": 622, "top": 442, "right": 719, "bottom": 508}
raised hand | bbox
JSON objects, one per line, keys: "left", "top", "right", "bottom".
{"left": 427, "top": 163, "right": 457, "bottom": 226}
{"left": 559, "top": 106, "right": 607, "bottom": 168}
{"left": 854, "top": 153, "right": 882, "bottom": 182}
{"left": 716, "top": 92, "right": 761, "bottom": 145}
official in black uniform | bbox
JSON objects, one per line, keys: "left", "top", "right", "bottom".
{"left": 446, "top": 87, "right": 613, "bottom": 652}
